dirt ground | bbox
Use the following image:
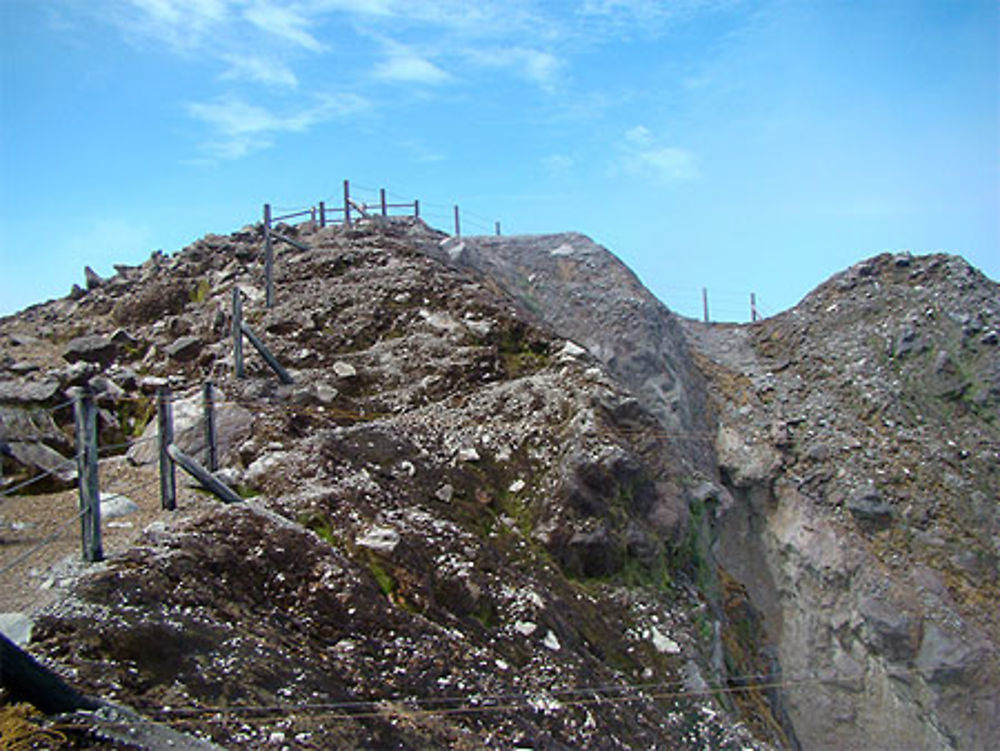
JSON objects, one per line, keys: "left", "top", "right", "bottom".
{"left": 0, "top": 456, "right": 218, "bottom": 615}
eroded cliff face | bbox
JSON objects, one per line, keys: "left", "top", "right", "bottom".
{"left": 684, "top": 253, "right": 1000, "bottom": 750}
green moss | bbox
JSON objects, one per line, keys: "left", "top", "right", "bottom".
{"left": 117, "top": 395, "right": 155, "bottom": 439}
{"left": 299, "top": 512, "right": 337, "bottom": 545}
{"left": 189, "top": 279, "right": 212, "bottom": 304}
{"left": 368, "top": 558, "right": 396, "bottom": 597}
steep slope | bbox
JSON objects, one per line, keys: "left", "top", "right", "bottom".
{"left": 684, "top": 252, "right": 1000, "bottom": 749}
{"left": 1, "top": 219, "right": 769, "bottom": 749}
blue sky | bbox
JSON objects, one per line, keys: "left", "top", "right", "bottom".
{"left": 1, "top": 0, "right": 997, "bottom": 320}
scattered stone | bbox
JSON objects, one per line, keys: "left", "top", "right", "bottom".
{"left": 543, "top": 631, "right": 561, "bottom": 651}
{"left": 514, "top": 620, "right": 537, "bottom": 637}
{"left": 332, "top": 361, "right": 357, "bottom": 378}
{"left": 0, "top": 613, "right": 33, "bottom": 646}
{"left": 508, "top": 479, "right": 526, "bottom": 494}
{"left": 166, "top": 335, "right": 203, "bottom": 362}
{"left": 356, "top": 526, "right": 400, "bottom": 553}
{"left": 649, "top": 626, "right": 681, "bottom": 655}
{"left": 457, "top": 447, "right": 480, "bottom": 462}
{"left": 63, "top": 335, "right": 118, "bottom": 366}
{"left": 0, "top": 379, "right": 61, "bottom": 404}
{"left": 435, "top": 484, "right": 454, "bottom": 503}
{"left": 847, "top": 488, "right": 893, "bottom": 527}
{"left": 100, "top": 493, "right": 140, "bottom": 519}
{"left": 314, "top": 383, "right": 339, "bottom": 403}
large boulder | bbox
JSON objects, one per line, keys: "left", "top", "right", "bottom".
{"left": 127, "top": 392, "right": 253, "bottom": 467}
{"left": 62, "top": 335, "right": 118, "bottom": 367}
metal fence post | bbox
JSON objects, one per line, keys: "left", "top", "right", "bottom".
{"left": 158, "top": 386, "right": 176, "bottom": 511}
{"left": 319, "top": 201, "right": 326, "bottom": 228}
{"left": 233, "top": 287, "right": 244, "bottom": 379}
{"left": 203, "top": 380, "right": 217, "bottom": 473}
{"left": 495, "top": 221, "right": 501, "bottom": 236}
{"left": 343, "top": 179, "right": 351, "bottom": 227}
{"left": 380, "top": 188, "right": 387, "bottom": 217}
{"left": 263, "top": 203, "right": 274, "bottom": 308}
{"left": 702, "top": 287, "right": 710, "bottom": 324}
{"left": 414, "top": 199, "right": 420, "bottom": 219}
{"left": 750, "top": 293, "right": 758, "bottom": 322}
{"left": 74, "top": 388, "right": 102, "bottom": 563}
{"left": 454, "top": 205, "right": 460, "bottom": 237}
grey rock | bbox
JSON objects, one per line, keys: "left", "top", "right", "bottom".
{"left": 5, "top": 441, "right": 76, "bottom": 486}
{"left": 847, "top": 488, "right": 893, "bottom": 526}
{"left": 166, "top": 335, "right": 203, "bottom": 362}
{"left": 0, "top": 613, "right": 33, "bottom": 646}
{"left": 0, "top": 379, "right": 61, "bottom": 404}
{"left": 916, "top": 623, "right": 980, "bottom": 686}
{"left": 84, "top": 265, "right": 105, "bottom": 290}
{"left": 127, "top": 392, "right": 252, "bottom": 466}
{"left": 63, "top": 335, "right": 118, "bottom": 366}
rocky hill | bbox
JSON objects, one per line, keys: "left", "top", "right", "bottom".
{"left": 0, "top": 216, "right": 997, "bottom": 750}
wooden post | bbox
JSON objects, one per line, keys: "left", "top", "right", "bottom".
{"left": 167, "top": 445, "right": 243, "bottom": 504}
{"left": 343, "top": 179, "right": 351, "bottom": 227}
{"left": 495, "top": 221, "right": 501, "bottom": 236}
{"left": 263, "top": 203, "right": 274, "bottom": 308}
{"left": 73, "top": 388, "right": 102, "bottom": 563}
{"left": 158, "top": 386, "right": 176, "bottom": 511}
{"left": 414, "top": 199, "right": 420, "bottom": 219}
{"left": 380, "top": 188, "right": 387, "bottom": 217}
{"left": 454, "top": 205, "right": 460, "bottom": 237}
{"left": 750, "top": 293, "right": 758, "bottom": 322}
{"left": 233, "top": 287, "right": 244, "bottom": 379}
{"left": 702, "top": 287, "right": 709, "bottom": 324}
{"left": 203, "top": 380, "right": 217, "bottom": 473}
{"left": 310, "top": 206, "right": 317, "bottom": 224}
{"left": 319, "top": 201, "right": 326, "bottom": 228}
{"left": 241, "top": 322, "right": 295, "bottom": 385}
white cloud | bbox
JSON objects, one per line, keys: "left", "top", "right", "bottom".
{"left": 617, "top": 125, "right": 700, "bottom": 182}
{"left": 467, "top": 47, "right": 562, "bottom": 91}
{"left": 243, "top": 2, "right": 326, "bottom": 52}
{"left": 187, "top": 93, "right": 369, "bottom": 159}
{"left": 122, "top": 0, "right": 229, "bottom": 50}
{"left": 373, "top": 45, "right": 452, "bottom": 85}
{"left": 220, "top": 53, "right": 299, "bottom": 87}
{"left": 543, "top": 154, "right": 575, "bottom": 174}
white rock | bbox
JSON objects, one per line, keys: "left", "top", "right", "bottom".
{"left": 332, "top": 361, "right": 357, "bottom": 378}
{"left": 315, "top": 383, "right": 339, "bottom": 403}
{"left": 0, "top": 613, "right": 33, "bottom": 645}
{"left": 543, "top": 630, "right": 561, "bottom": 651}
{"left": 650, "top": 626, "right": 681, "bottom": 654}
{"left": 457, "top": 447, "right": 480, "bottom": 462}
{"left": 508, "top": 479, "right": 526, "bottom": 494}
{"left": 356, "top": 526, "right": 400, "bottom": 553}
{"left": 100, "top": 493, "right": 139, "bottom": 519}
{"left": 246, "top": 452, "right": 287, "bottom": 484}
{"left": 559, "top": 340, "right": 587, "bottom": 359}
{"left": 514, "top": 620, "right": 537, "bottom": 637}
{"left": 435, "top": 484, "right": 454, "bottom": 503}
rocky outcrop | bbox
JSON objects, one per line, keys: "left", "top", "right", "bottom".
{"left": 2, "top": 220, "right": 996, "bottom": 749}
{"left": 685, "top": 252, "right": 1000, "bottom": 750}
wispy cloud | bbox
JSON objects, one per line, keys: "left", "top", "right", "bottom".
{"left": 466, "top": 47, "right": 562, "bottom": 91}
{"left": 242, "top": 2, "right": 326, "bottom": 52}
{"left": 616, "top": 125, "right": 700, "bottom": 181}
{"left": 373, "top": 43, "right": 452, "bottom": 85}
{"left": 187, "top": 93, "right": 369, "bottom": 160}
{"left": 543, "top": 154, "right": 575, "bottom": 174}
{"left": 121, "top": 0, "right": 229, "bottom": 51}
{"left": 220, "top": 53, "right": 299, "bottom": 87}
